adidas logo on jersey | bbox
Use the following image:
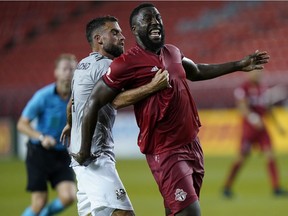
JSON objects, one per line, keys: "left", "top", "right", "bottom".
{"left": 151, "top": 66, "right": 159, "bottom": 72}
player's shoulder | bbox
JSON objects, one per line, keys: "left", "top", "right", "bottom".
{"left": 165, "top": 44, "right": 179, "bottom": 50}
{"left": 110, "top": 50, "right": 135, "bottom": 68}
{"left": 78, "top": 53, "right": 112, "bottom": 68}
{"left": 164, "top": 44, "right": 181, "bottom": 52}
{"left": 74, "top": 55, "right": 111, "bottom": 80}
{"left": 163, "top": 44, "right": 183, "bottom": 58}
{"left": 112, "top": 45, "right": 153, "bottom": 68}
{"left": 119, "top": 45, "right": 148, "bottom": 59}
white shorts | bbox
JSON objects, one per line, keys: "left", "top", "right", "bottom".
{"left": 73, "top": 154, "right": 133, "bottom": 216}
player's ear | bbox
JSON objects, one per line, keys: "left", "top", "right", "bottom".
{"left": 131, "top": 25, "right": 137, "bottom": 35}
{"left": 94, "top": 34, "right": 103, "bottom": 45}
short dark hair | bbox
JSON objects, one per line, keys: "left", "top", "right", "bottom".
{"left": 86, "top": 16, "right": 118, "bottom": 44}
{"left": 129, "top": 3, "right": 155, "bottom": 28}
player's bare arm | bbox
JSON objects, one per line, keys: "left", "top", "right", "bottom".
{"left": 71, "top": 78, "right": 118, "bottom": 165}
{"left": 182, "top": 50, "right": 270, "bottom": 81}
{"left": 112, "top": 69, "right": 171, "bottom": 109}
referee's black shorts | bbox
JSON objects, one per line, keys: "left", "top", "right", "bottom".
{"left": 25, "top": 141, "right": 75, "bottom": 192}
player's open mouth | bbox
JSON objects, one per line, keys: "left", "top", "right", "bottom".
{"left": 149, "top": 29, "right": 161, "bottom": 39}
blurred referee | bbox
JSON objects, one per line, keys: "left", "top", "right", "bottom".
{"left": 17, "top": 54, "right": 77, "bottom": 216}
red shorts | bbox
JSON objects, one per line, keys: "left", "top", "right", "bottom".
{"left": 241, "top": 122, "right": 271, "bottom": 154}
{"left": 146, "top": 137, "right": 204, "bottom": 215}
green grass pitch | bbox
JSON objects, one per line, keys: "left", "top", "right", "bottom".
{"left": 0, "top": 154, "right": 287, "bottom": 215}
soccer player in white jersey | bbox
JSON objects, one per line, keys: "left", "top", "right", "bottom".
{"left": 61, "top": 16, "right": 170, "bottom": 216}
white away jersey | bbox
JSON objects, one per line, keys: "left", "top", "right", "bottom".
{"left": 70, "top": 52, "right": 116, "bottom": 166}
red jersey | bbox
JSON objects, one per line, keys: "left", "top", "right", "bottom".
{"left": 235, "top": 81, "right": 271, "bottom": 152}
{"left": 234, "top": 81, "right": 268, "bottom": 117}
{"left": 103, "top": 44, "right": 201, "bottom": 154}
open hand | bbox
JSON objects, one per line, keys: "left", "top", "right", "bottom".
{"left": 240, "top": 50, "right": 270, "bottom": 72}
{"left": 60, "top": 124, "right": 71, "bottom": 147}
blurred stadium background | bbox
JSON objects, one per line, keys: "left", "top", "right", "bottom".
{"left": 0, "top": 1, "right": 288, "bottom": 215}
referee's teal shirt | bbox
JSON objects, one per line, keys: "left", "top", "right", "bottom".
{"left": 22, "top": 83, "right": 69, "bottom": 150}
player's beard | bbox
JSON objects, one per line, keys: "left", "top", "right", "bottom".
{"left": 138, "top": 27, "right": 165, "bottom": 53}
{"left": 104, "top": 43, "right": 124, "bottom": 58}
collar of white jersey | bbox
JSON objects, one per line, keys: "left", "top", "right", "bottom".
{"left": 89, "top": 52, "right": 108, "bottom": 61}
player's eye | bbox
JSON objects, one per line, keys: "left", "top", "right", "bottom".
{"left": 111, "top": 30, "right": 118, "bottom": 36}
{"left": 156, "top": 14, "right": 162, "bottom": 21}
{"left": 143, "top": 15, "right": 152, "bottom": 22}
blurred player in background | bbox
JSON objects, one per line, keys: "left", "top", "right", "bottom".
{"left": 71, "top": 3, "right": 270, "bottom": 216}
{"left": 60, "top": 16, "right": 170, "bottom": 216}
{"left": 223, "top": 70, "right": 287, "bottom": 197}
{"left": 17, "top": 54, "right": 77, "bottom": 216}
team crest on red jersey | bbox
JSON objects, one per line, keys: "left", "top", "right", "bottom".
{"left": 175, "top": 189, "right": 187, "bottom": 201}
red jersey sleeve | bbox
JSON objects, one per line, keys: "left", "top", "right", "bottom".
{"left": 102, "top": 55, "right": 134, "bottom": 91}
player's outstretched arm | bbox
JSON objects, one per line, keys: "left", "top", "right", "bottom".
{"left": 71, "top": 78, "right": 118, "bottom": 165}
{"left": 183, "top": 50, "right": 270, "bottom": 81}
{"left": 112, "top": 69, "right": 171, "bottom": 109}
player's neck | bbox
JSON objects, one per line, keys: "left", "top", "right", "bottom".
{"left": 137, "top": 41, "right": 161, "bottom": 55}
{"left": 92, "top": 48, "right": 114, "bottom": 60}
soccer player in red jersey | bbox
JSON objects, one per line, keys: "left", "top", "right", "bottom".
{"left": 223, "top": 70, "right": 287, "bottom": 198}
{"left": 72, "top": 3, "right": 270, "bottom": 216}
